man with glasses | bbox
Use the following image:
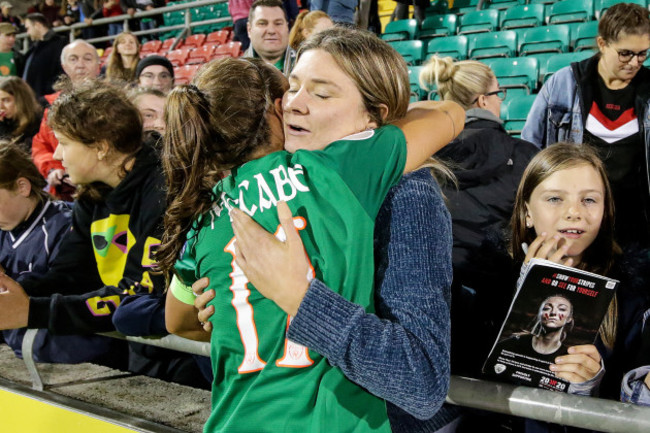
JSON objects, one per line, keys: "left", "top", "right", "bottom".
{"left": 523, "top": 2, "right": 650, "bottom": 252}
{"left": 136, "top": 55, "right": 174, "bottom": 94}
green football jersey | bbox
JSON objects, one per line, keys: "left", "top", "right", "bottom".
{"left": 176, "top": 125, "right": 407, "bottom": 432}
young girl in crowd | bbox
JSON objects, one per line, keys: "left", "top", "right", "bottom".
{"left": 0, "top": 77, "right": 42, "bottom": 152}
{"left": 287, "top": 10, "right": 333, "bottom": 50}
{"left": 162, "top": 26, "right": 463, "bottom": 432}
{"left": 510, "top": 143, "right": 648, "bottom": 402}
{"left": 0, "top": 81, "right": 204, "bottom": 385}
{"left": 105, "top": 31, "right": 140, "bottom": 83}
{"left": 0, "top": 142, "right": 116, "bottom": 364}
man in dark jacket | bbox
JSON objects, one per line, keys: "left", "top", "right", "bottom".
{"left": 22, "top": 13, "right": 66, "bottom": 100}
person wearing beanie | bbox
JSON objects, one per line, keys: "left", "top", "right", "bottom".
{"left": 136, "top": 55, "right": 174, "bottom": 93}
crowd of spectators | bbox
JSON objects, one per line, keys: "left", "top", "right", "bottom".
{"left": 0, "top": 1, "right": 648, "bottom": 433}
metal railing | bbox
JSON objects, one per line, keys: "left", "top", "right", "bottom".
{"left": 17, "top": 0, "right": 232, "bottom": 53}
{"left": 18, "top": 328, "right": 650, "bottom": 432}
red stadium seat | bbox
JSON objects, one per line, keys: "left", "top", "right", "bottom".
{"left": 212, "top": 41, "right": 242, "bottom": 59}
{"left": 174, "top": 64, "right": 201, "bottom": 85}
{"left": 166, "top": 47, "right": 193, "bottom": 66}
{"left": 161, "top": 37, "right": 182, "bottom": 52}
{"left": 206, "top": 30, "right": 230, "bottom": 46}
{"left": 187, "top": 44, "right": 216, "bottom": 65}
{"left": 100, "top": 46, "right": 112, "bottom": 62}
{"left": 140, "top": 40, "right": 162, "bottom": 55}
{"left": 184, "top": 34, "right": 207, "bottom": 48}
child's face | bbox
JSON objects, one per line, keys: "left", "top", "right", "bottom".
{"left": 0, "top": 183, "right": 33, "bottom": 231}
{"left": 525, "top": 164, "right": 605, "bottom": 264}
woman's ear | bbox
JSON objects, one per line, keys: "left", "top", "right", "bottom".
{"left": 15, "top": 177, "right": 32, "bottom": 198}
{"left": 274, "top": 97, "right": 284, "bottom": 121}
{"left": 525, "top": 203, "right": 534, "bottom": 228}
{"left": 96, "top": 140, "right": 111, "bottom": 162}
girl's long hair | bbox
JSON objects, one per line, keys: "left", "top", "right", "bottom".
{"left": 106, "top": 32, "right": 140, "bottom": 82}
{"left": 510, "top": 143, "right": 620, "bottom": 348}
{"left": 156, "top": 58, "right": 286, "bottom": 276}
{"left": 0, "top": 77, "right": 41, "bottom": 139}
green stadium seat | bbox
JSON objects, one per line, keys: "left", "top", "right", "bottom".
{"left": 501, "top": 94, "right": 537, "bottom": 136}
{"left": 547, "top": 0, "right": 594, "bottom": 25}
{"left": 519, "top": 25, "right": 570, "bottom": 56}
{"left": 459, "top": 9, "right": 499, "bottom": 34}
{"left": 529, "top": 0, "right": 560, "bottom": 4}
{"left": 483, "top": 56, "right": 539, "bottom": 95}
{"left": 388, "top": 40, "right": 425, "bottom": 65}
{"left": 408, "top": 66, "right": 425, "bottom": 101}
{"left": 487, "top": 0, "right": 526, "bottom": 11}
{"left": 382, "top": 19, "right": 419, "bottom": 41}
{"left": 468, "top": 31, "right": 517, "bottom": 59}
{"left": 542, "top": 51, "right": 596, "bottom": 83}
{"left": 596, "top": 0, "right": 647, "bottom": 19}
{"left": 426, "top": 0, "right": 451, "bottom": 16}
{"left": 420, "top": 14, "right": 458, "bottom": 40}
{"left": 501, "top": 4, "right": 545, "bottom": 30}
{"left": 574, "top": 21, "right": 598, "bottom": 51}
{"left": 452, "top": 0, "right": 483, "bottom": 14}
{"left": 426, "top": 35, "right": 469, "bottom": 60}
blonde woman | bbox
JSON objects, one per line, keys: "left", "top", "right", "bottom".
{"left": 288, "top": 10, "right": 333, "bottom": 50}
{"left": 105, "top": 31, "right": 140, "bottom": 83}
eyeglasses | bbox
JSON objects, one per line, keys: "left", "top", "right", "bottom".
{"left": 472, "top": 88, "right": 507, "bottom": 104}
{"left": 616, "top": 49, "right": 649, "bottom": 63}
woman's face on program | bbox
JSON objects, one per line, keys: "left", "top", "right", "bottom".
{"left": 282, "top": 48, "right": 377, "bottom": 153}
{"left": 540, "top": 296, "right": 573, "bottom": 328}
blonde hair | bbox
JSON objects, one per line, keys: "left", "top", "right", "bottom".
{"left": 298, "top": 27, "right": 410, "bottom": 126}
{"left": 289, "top": 10, "right": 331, "bottom": 50}
{"left": 106, "top": 32, "right": 141, "bottom": 83}
{"left": 419, "top": 56, "right": 495, "bottom": 109}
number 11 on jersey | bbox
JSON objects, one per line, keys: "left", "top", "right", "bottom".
{"left": 224, "top": 217, "right": 314, "bottom": 374}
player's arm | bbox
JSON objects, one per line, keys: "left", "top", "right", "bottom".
{"left": 165, "top": 276, "right": 210, "bottom": 342}
{"left": 393, "top": 100, "right": 465, "bottom": 173}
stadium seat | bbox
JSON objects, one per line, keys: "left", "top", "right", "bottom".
{"left": 452, "top": 0, "right": 483, "bottom": 15}
{"left": 163, "top": 8, "right": 185, "bottom": 27}
{"left": 487, "top": 0, "right": 526, "bottom": 10}
{"left": 574, "top": 21, "right": 598, "bottom": 51}
{"left": 501, "top": 4, "right": 545, "bottom": 30}
{"left": 140, "top": 40, "right": 162, "bottom": 56}
{"left": 519, "top": 25, "right": 570, "bottom": 56}
{"left": 100, "top": 46, "right": 112, "bottom": 63}
{"left": 501, "top": 94, "right": 537, "bottom": 136}
{"left": 207, "top": 30, "right": 231, "bottom": 45}
{"left": 408, "top": 65, "right": 425, "bottom": 102}
{"left": 426, "top": 35, "right": 468, "bottom": 60}
{"left": 166, "top": 47, "right": 192, "bottom": 66}
{"left": 484, "top": 56, "right": 539, "bottom": 95}
{"left": 420, "top": 14, "right": 458, "bottom": 40}
{"left": 382, "top": 19, "right": 419, "bottom": 41}
{"left": 547, "top": 0, "right": 594, "bottom": 25}
{"left": 468, "top": 31, "right": 517, "bottom": 60}
{"left": 541, "top": 50, "right": 596, "bottom": 83}
{"left": 388, "top": 40, "right": 425, "bottom": 65}
{"left": 596, "top": 0, "right": 646, "bottom": 19}
{"left": 174, "top": 64, "right": 202, "bottom": 85}
{"left": 186, "top": 44, "right": 215, "bottom": 65}
{"left": 183, "top": 34, "right": 207, "bottom": 48}
{"left": 161, "top": 37, "right": 182, "bottom": 51}
{"left": 212, "top": 41, "right": 243, "bottom": 59}
{"left": 458, "top": 9, "right": 499, "bottom": 35}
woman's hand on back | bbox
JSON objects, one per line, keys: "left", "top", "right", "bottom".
{"left": 230, "top": 201, "right": 311, "bottom": 317}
